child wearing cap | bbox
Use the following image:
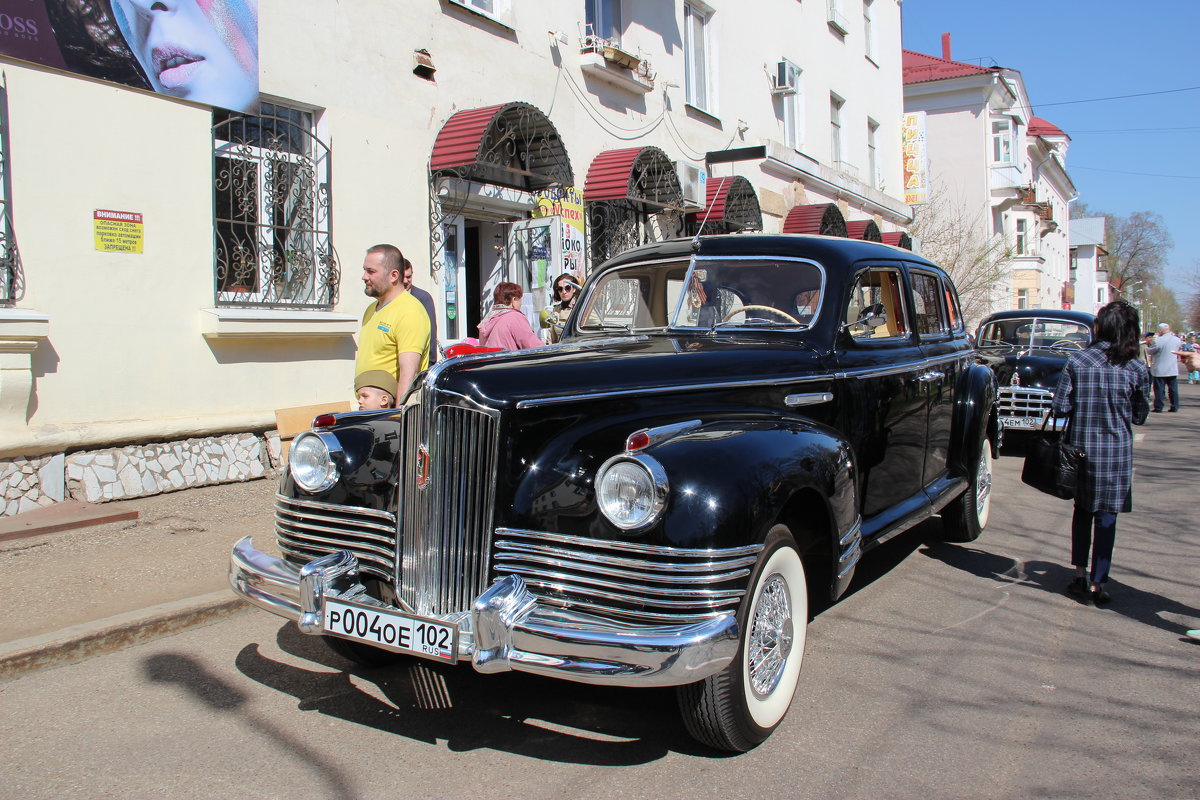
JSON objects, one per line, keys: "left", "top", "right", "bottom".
{"left": 355, "top": 369, "right": 398, "bottom": 410}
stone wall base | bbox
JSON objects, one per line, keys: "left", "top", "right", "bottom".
{"left": 1, "top": 430, "right": 283, "bottom": 515}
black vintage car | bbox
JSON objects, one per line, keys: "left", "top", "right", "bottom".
{"left": 974, "top": 309, "right": 1095, "bottom": 434}
{"left": 231, "top": 234, "right": 998, "bottom": 752}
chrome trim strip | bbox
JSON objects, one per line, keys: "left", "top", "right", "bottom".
{"left": 517, "top": 594, "right": 737, "bottom": 625}
{"left": 493, "top": 540, "right": 759, "bottom": 573}
{"left": 496, "top": 527, "right": 764, "bottom": 558}
{"left": 626, "top": 419, "right": 703, "bottom": 451}
{"left": 493, "top": 559, "right": 751, "bottom": 593}
{"left": 502, "top": 570, "right": 745, "bottom": 604}
{"left": 838, "top": 517, "right": 863, "bottom": 548}
{"left": 515, "top": 375, "right": 829, "bottom": 409}
{"left": 275, "top": 493, "right": 395, "bottom": 522}
{"left": 785, "top": 392, "right": 833, "bottom": 407}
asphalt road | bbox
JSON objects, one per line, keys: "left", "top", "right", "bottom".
{"left": 2, "top": 390, "right": 1198, "bottom": 799}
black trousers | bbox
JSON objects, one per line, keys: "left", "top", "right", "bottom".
{"left": 1152, "top": 375, "right": 1179, "bottom": 411}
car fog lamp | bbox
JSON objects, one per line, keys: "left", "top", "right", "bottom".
{"left": 597, "top": 455, "right": 667, "bottom": 531}
{"left": 290, "top": 432, "right": 340, "bottom": 493}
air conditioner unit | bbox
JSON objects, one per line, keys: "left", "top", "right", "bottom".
{"left": 676, "top": 163, "right": 707, "bottom": 209}
{"left": 772, "top": 61, "right": 798, "bottom": 95}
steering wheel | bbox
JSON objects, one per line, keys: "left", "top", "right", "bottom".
{"left": 720, "top": 305, "right": 801, "bottom": 325}
{"left": 1049, "top": 339, "right": 1083, "bottom": 350}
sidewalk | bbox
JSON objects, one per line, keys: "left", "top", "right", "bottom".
{"left": 0, "top": 476, "right": 281, "bottom": 680}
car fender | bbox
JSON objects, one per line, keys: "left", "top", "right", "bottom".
{"left": 950, "top": 363, "right": 998, "bottom": 472}
{"left": 637, "top": 419, "right": 859, "bottom": 565}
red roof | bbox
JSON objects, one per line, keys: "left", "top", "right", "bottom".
{"left": 902, "top": 49, "right": 993, "bottom": 85}
{"left": 1029, "top": 116, "right": 1070, "bottom": 140}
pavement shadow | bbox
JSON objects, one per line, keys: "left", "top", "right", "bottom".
{"left": 919, "top": 545, "right": 1200, "bottom": 635}
{"left": 143, "top": 652, "right": 356, "bottom": 800}
{"left": 231, "top": 625, "right": 711, "bottom": 763}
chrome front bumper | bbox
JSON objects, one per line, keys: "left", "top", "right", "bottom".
{"left": 229, "top": 536, "right": 738, "bottom": 687}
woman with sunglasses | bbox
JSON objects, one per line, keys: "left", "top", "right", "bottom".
{"left": 548, "top": 273, "right": 581, "bottom": 344}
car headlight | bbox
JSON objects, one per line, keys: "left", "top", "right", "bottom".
{"left": 290, "top": 432, "right": 341, "bottom": 493}
{"left": 596, "top": 454, "right": 668, "bottom": 531}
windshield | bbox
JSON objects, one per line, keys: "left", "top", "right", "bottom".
{"left": 574, "top": 257, "right": 825, "bottom": 333}
{"left": 976, "top": 317, "right": 1092, "bottom": 350}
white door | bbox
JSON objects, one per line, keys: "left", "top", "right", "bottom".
{"left": 505, "top": 217, "right": 562, "bottom": 335}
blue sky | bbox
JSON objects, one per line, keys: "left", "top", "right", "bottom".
{"left": 901, "top": 0, "right": 1200, "bottom": 291}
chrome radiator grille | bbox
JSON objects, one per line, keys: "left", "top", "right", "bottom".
{"left": 275, "top": 494, "right": 397, "bottom": 581}
{"left": 494, "top": 528, "right": 762, "bottom": 624}
{"left": 399, "top": 403, "right": 501, "bottom": 616}
{"left": 998, "top": 387, "right": 1054, "bottom": 418}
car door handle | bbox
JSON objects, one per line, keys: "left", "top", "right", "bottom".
{"left": 917, "top": 371, "right": 944, "bottom": 383}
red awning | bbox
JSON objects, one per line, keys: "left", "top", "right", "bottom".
{"left": 583, "top": 146, "right": 682, "bottom": 209}
{"left": 429, "top": 102, "right": 572, "bottom": 189}
{"left": 687, "top": 175, "right": 762, "bottom": 231}
{"left": 782, "top": 203, "right": 847, "bottom": 237}
{"left": 881, "top": 231, "right": 913, "bottom": 250}
{"left": 845, "top": 220, "right": 882, "bottom": 242}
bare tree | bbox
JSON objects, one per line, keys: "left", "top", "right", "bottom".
{"left": 1103, "top": 211, "right": 1173, "bottom": 288}
{"left": 907, "top": 190, "right": 1011, "bottom": 328}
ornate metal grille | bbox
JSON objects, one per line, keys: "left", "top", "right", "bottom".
{"left": 586, "top": 148, "right": 684, "bottom": 268}
{"left": 688, "top": 175, "right": 762, "bottom": 237}
{"left": 0, "top": 85, "right": 19, "bottom": 306}
{"left": 428, "top": 102, "right": 573, "bottom": 278}
{"left": 213, "top": 103, "right": 338, "bottom": 308}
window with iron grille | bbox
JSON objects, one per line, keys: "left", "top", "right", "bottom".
{"left": 212, "top": 101, "right": 338, "bottom": 308}
{"left": 0, "top": 85, "right": 19, "bottom": 306}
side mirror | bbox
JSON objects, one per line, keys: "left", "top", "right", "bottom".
{"left": 846, "top": 302, "right": 887, "bottom": 331}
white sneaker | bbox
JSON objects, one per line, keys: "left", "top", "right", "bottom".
{"left": 1188, "top": 629, "right": 1200, "bottom": 642}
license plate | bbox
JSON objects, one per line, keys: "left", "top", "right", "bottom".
{"left": 1002, "top": 416, "right": 1040, "bottom": 430}
{"left": 323, "top": 599, "right": 457, "bottom": 663}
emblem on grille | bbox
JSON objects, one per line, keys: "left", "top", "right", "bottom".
{"left": 415, "top": 444, "right": 431, "bottom": 490}
{"left": 1010, "top": 372, "right": 1021, "bottom": 387}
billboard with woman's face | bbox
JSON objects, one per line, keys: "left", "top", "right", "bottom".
{"left": 0, "top": 0, "right": 258, "bottom": 112}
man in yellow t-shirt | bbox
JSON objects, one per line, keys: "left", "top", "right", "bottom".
{"left": 355, "top": 244, "right": 431, "bottom": 399}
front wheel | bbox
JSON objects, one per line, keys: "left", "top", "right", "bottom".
{"left": 941, "top": 430, "right": 992, "bottom": 542}
{"left": 677, "top": 525, "right": 808, "bottom": 752}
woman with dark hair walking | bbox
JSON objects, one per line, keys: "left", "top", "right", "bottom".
{"left": 1052, "top": 300, "right": 1151, "bottom": 605}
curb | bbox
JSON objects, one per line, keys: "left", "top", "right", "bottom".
{"left": 0, "top": 591, "right": 249, "bottom": 681}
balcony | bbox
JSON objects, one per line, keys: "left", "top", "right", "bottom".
{"left": 580, "top": 34, "right": 654, "bottom": 94}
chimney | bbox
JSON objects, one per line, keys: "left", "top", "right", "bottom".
{"left": 941, "top": 33, "right": 952, "bottom": 60}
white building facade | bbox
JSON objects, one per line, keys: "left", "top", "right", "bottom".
{"left": 902, "top": 41, "right": 1074, "bottom": 318}
{"left": 1070, "top": 216, "right": 1110, "bottom": 316}
{"left": 0, "top": 0, "right": 909, "bottom": 513}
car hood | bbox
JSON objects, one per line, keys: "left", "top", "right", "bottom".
{"left": 977, "top": 348, "right": 1068, "bottom": 390}
{"left": 427, "top": 333, "right": 831, "bottom": 409}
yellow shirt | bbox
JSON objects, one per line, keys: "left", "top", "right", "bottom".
{"left": 355, "top": 292, "right": 431, "bottom": 380}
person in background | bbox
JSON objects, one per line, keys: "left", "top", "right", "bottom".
{"left": 478, "top": 282, "right": 542, "bottom": 351}
{"left": 355, "top": 244, "right": 430, "bottom": 401}
{"left": 547, "top": 272, "right": 581, "bottom": 344}
{"left": 354, "top": 370, "right": 397, "bottom": 410}
{"left": 1179, "top": 333, "right": 1199, "bottom": 385}
{"left": 402, "top": 259, "right": 439, "bottom": 365}
{"left": 1052, "top": 300, "right": 1151, "bottom": 606}
{"left": 1144, "top": 322, "right": 1182, "bottom": 412}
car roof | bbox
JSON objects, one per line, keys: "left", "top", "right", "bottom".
{"left": 601, "top": 233, "right": 944, "bottom": 276}
{"left": 978, "top": 309, "right": 1096, "bottom": 325}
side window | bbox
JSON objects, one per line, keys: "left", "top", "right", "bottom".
{"left": 845, "top": 268, "right": 908, "bottom": 340}
{"left": 943, "top": 279, "right": 965, "bottom": 332}
{"left": 911, "top": 272, "right": 949, "bottom": 337}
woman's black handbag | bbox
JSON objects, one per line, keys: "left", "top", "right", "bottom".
{"left": 1021, "top": 414, "right": 1086, "bottom": 500}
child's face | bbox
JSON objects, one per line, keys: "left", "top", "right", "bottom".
{"left": 357, "top": 386, "right": 394, "bottom": 410}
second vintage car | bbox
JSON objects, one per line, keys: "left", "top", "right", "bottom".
{"left": 231, "top": 233, "right": 998, "bottom": 752}
{"left": 974, "top": 309, "right": 1095, "bottom": 433}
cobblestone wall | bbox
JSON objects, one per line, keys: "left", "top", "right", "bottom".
{"left": 1, "top": 454, "right": 66, "bottom": 516}
{"left": 1, "top": 432, "right": 274, "bottom": 515}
